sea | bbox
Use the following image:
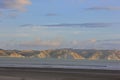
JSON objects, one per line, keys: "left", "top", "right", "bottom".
{"left": 0, "top": 57, "right": 120, "bottom": 70}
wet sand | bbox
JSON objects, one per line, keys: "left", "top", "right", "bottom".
{"left": 0, "top": 67, "right": 120, "bottom": 80}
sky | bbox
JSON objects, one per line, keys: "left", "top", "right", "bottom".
{"left": 0, "top": 0, "right": 120, "bottom": 50}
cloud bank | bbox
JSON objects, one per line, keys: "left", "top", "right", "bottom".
{"left": 21, "top": 39, "right": 62, "bottom": 47}
{"left": 86, "top": 6, "right": 120, "bottom": 11}
{"left": 43, "top": 23, "right": 112, "bottom": 28}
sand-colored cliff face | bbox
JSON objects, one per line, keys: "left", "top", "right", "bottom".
{"left": 89, "top": 51, "right": 103, "bottom": 60}
{"left": 69, "top": 52, "right": 85, "bottom": 59}
{"left": 108, "top": 51, "right": 120, "bottom": 60}
{"left": 0, "top": 50, "right": 7, "bottom": 56}
{"left": 37, "top": 49, "right": 85, "bottom": 60}
{"left": 0, "top": 49, "right": 120, "bottom": 60}
{"left": 10, "top": 52, "right": 24, "bottom": 58}
{"left": 38, "top": 51, "right": 50, "bottom": 58}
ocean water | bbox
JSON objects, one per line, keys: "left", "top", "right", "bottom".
{"left": 0, "top": 57, "right": 120, "bottom": 70}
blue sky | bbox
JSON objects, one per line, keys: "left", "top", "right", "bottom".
{"left": 0, "top": 0, "right": 120, "bottom": 50}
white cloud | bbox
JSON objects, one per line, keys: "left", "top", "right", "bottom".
{"left": 0, "top": 0, "right": 31, "bottom": 11}
{"left": 0, "top": 12, "right": 2, "bottom": 16}
{"left": 72, "top": 39, "right": 97, "bottom": 45}
{"left": 0, "top": 33, "right": 30, "bottom": 37}
{"left": 0, "top": 0, "right": 31, "bottom": 17}
{"left": 73, "top": 31, "right": 81, "bottom": 35}
{"left": 89, "top": 39, "right": 97, "bottom": 43}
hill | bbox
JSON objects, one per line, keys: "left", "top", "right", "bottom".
{"left": 0, "top": 48, "right": 120, "bottom": 60}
